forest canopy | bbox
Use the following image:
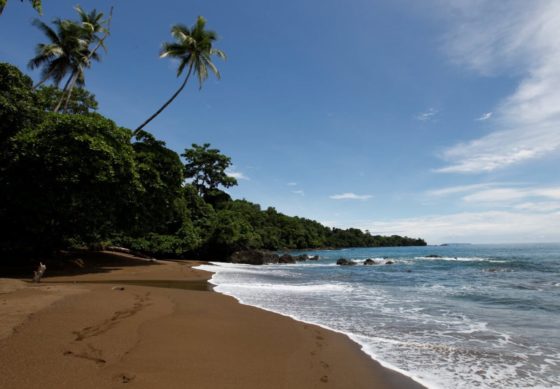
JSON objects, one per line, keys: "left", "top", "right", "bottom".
{"left": 0, "top": 63, "right": 426, "bottom": 260}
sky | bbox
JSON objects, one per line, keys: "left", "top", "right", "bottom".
{"left": 1, "top": 0, "right": 560, "bottom": 244}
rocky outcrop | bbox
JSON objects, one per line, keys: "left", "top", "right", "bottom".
{"left": 364, "top": 259, "right": 377, "bottom": 265}
{"left": 336, "top": 258, "right": 356, "bottom": 266}
{"left": 425, "top": 254, "right": 442, "bottom": 258}
{"left": 230, "top": 251, "right": 322, "bottom": 265}
{"left": 230, "top": 250, "right": 280, "bottom": 265}
{"left": 385, "top": 260, "right": 394, "bottom": 265}
{"left": 278, "top": 254, "right": 296, "bottom": 264}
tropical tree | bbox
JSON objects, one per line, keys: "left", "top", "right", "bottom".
{"left": 182, "top": 143, "right": 238, "bottom": 197}
{"left": 28, "top": 18, "right": 86, "bottom": 91}
{"left": 36, "top": 85, "right": 98, "bottom": 114}
{"left": 0, "top": 0, "right": 42, "bottom": 15}
{"left": 28, "top": 6, "right": 110, "bottom": 112}
{"left": 133, "top": 16, "right": 225, "bottom": 135}
{"left": 60, "top": 5, "right": 111, "bottom": 112}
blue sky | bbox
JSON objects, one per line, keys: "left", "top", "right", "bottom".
{"left": 2, "top": 0, "right": 560, "bottom": 244}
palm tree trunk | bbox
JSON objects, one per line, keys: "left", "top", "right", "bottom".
{"left": 62, "top": 71, "right": 80, "bottom": 112}
{"left": 133, "top": 65, "right": 193, "bottom": 136}
{"left": 53, "top": 73, "right": 74, "bottom": 112}
{"left": 33, "top": 76, "right": 49, "bottom": 90}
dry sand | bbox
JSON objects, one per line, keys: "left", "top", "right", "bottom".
{"left": 0, "top": 252, "right": 424, "bottom": 388}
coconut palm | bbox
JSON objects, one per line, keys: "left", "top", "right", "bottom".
{"left": 60, "top": 6, "right": 110, "bottom": 111}
{"left": 29, "top": 7, "right": 108, "bottom": 112}
{"left": 133, "top": 16, "right": 226, "bottom": 135}
{"left": 28, "top": 18, "right": 88, "bottom": 92}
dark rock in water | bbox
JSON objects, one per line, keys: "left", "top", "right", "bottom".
{"left": 230, "top": 250, "right": 279, "bottom": 265}
{"left": 425, "top": 254, "right": 442, "bottom": 258}
{"left": 278, "top": 254, "right": 296, "bottom": 264}
{"left": 295, "top": 254, "right": 308, "bottom": 262}
{"left": 336, "top": 258, "right": 356, "bottom": 266}
{"left": 364, "top": 259, "right": 377, "bottom": 265}
{"left": 308, "top": 255, "right": 320, "bottom": 261}
{"left": 385, "top": 260, "right": 394, "bottom": 265}
{"left": 406, "top": 269, "right": 412, "bottom": 273}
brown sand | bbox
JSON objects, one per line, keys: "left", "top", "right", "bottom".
{"left": 0, "top": 253, "right": 424, "bottom": 389}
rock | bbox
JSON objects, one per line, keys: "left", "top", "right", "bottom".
{"left": 425, "top": 254, "right": 442, "bottom": 258}
{"left": 295, "top": 255, "right": 308, "bottom": 262}
{"left": 230, "top": 250, "right": 280, "bottom": 265}
{"left": 364, "top": 259, "right": 377, "bottom": 265}
{"left": 278, "top": 254, "right": 296, "bottom": 264}
{"left": 336, "top": 258, "right": 356, "bottom": 266}
{"left": 385, "top": 260, "right": 394, "bottom": 265}
{"left": 308, "top": 255, "right": 320, "bottom": 261}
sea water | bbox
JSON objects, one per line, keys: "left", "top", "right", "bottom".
{"left": 196, "top": 244, "right": 560, "bottom": 388}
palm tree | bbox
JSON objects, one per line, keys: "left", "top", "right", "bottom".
{"left": 133, "top": 16, "right": 226, "bottom": 136}
{"left": 28, "top": 18, "right": 87, "bottom": 93}
{"left": 29, "top": 7, "right": 109, "bottom": 112}
{"left": 60, "top": 6, "right": 110, "bottom": 111}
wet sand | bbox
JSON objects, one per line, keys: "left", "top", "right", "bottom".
{"left": 0, "top": 252, "right": 424, "bottom": 388}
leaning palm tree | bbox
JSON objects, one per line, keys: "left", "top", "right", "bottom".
{"left": 133, "top": 16, "right": 226, "bottom": 135}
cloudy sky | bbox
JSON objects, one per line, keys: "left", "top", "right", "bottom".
{"left": 2, "top": 0, "right": 559, "bottom": 243}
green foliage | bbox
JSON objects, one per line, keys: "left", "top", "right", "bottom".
{"left": 0, "top": 112, "right": 141, "bottom": 255}
{"left": 183, "top": 143, "right": 237, "bottom": 196}
{"left": 36, "top": 85, "right": 98, "bottom": 114}
{"left": 0, "top": 0, "right": 42, "bottom": 15}
{"left": 29, "top": 5, "right": 109, "bottom": 112}
{"left": 161, "top": 17, "right": 226, "bottom": 87}
{"left": 0, "top": 62, "right": 426, "bottom": 259}
{"left": 207, "top": 209, "right": 262, "bottom": 257}
{"left": 130, "top": 131, "right": 185, "bottom": 235}
{"left": 0, "top": 63, "right": 41, "bottom": 144}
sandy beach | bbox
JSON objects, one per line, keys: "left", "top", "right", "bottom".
{"left": 0, "top": 252, "right": 424, "bottom": 388}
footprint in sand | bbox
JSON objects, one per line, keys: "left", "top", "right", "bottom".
{"left": 113, "top": 373, "right": 136, "bottom": 384}
{"left": 72, "top": 293, "right": 150, "bottom": 341}
{"left": 63, "top": 350, "right": 106, "bottom": 365}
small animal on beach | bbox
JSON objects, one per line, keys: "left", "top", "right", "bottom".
{"left": 32, "top": 262, "right": 47, "bottom": 283}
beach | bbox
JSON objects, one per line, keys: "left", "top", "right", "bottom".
{"left": 0, "top": 252, "right": 424, "bottom": 389}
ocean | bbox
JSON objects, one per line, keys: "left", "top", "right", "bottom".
{"left": 196, "top": 243, "right": 560, "bottom": 388}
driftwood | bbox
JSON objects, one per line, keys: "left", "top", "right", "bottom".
{"left": 105, "top": 246, "right": 155, "bottom": 260}
{"left": 32, "top": 262, "right": 47, "bottom": 283}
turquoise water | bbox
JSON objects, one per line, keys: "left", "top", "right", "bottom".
{"left": 197, "top": 244, "right": 560, "bottom": 388}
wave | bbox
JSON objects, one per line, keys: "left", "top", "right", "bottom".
{"left": 414, "top": 256, "right": 487, "bottom": 262}
{"left": 212, "top": 282, "right": 351, "bottom": 293}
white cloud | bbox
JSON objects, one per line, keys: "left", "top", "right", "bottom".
{"left": 476, "top": 112, "right": 493, "bottom": 121}
{"left": 292, "top": 190, "right": 305, "bottom": 196}
{"left": 437, "top": 1, "right": 560, "bottom": 173}
{"left": 416, "top": 108, "right": 438, "bottom": 121}
{"left": 330, "top": 192, "right": 372, "bottom": 200}
{"left": 356, "top": 210, "right": 560, "bottom": 244}
{"left": 463, "top": 186, "right": 560, "bottom": 203}
{"left": 426, "top": 183, "right": 498, "bottom": 197}
{"left": 226, "top": 170, "right": 249, "bottom": 180}
{"left": 287, "top": 182, "right": 297, "bottom": 186}
{"left": 514, "top": 201, "right": 560, "bottom": 212}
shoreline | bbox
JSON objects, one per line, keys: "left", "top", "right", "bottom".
{"left": 200, "top": 263, "right": 431, "bottom": 389}
{"left": 0, "top": 252, "right": 425, "bottom": 388}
